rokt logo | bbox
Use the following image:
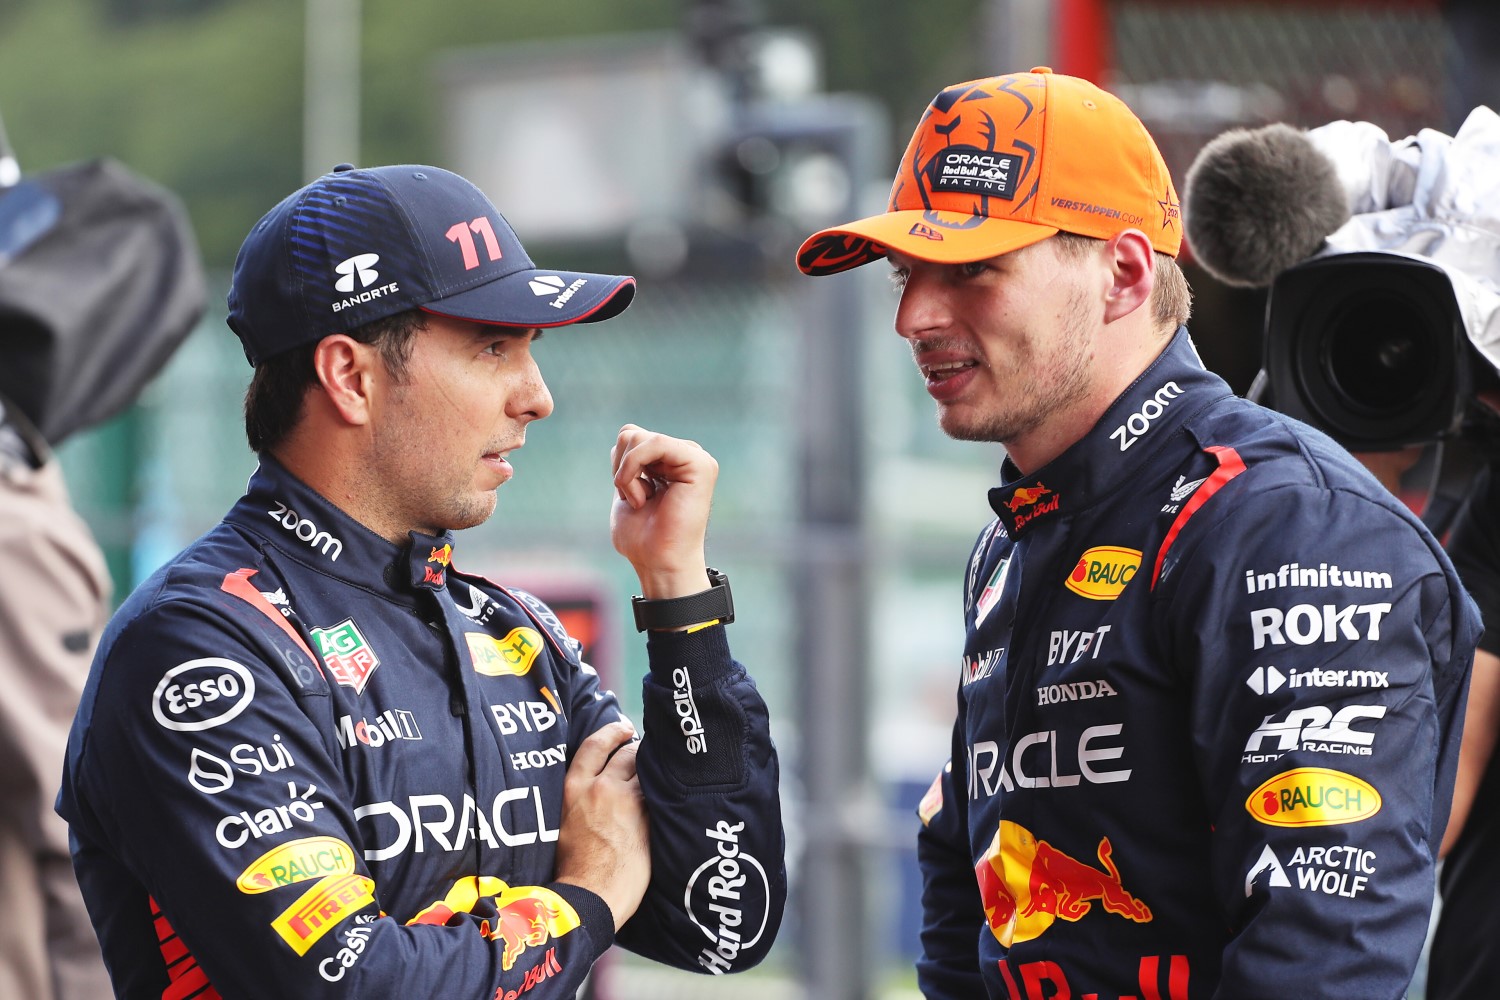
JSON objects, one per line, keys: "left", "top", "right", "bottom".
{"left": 334, "top": 253, "right": 381, "bottom": 293}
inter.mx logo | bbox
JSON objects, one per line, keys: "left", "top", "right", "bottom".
{"left": 335, "top": 254, "right": 381, "bottom": 292}
{"left": 1246, "top": 665, "right": 1390, "bottom": 695}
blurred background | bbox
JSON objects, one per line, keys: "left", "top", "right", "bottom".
{"left": 1, "top": 0, "right": 1493, "bottom": 996}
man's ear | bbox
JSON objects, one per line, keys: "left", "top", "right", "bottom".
{"left": 1102, "top": 229, "right": 1156, "bottom": 325}
{"left": 311, "top": 335, "right": 378, "bottom": 427}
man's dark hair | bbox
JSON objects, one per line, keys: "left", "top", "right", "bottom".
{"left": 243, "top": 309, "right": 426, "bottom": 453}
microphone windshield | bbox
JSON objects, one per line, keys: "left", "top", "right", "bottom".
{"left": 1184, "top": 123, "right": 1350, "bottom": 288}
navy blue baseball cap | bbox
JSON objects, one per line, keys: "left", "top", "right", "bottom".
{"left": 227, "top": 163, "right": 637, "bottom": 365}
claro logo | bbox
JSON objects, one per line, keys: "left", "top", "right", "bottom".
{"left": 268, "top": 500, "right": 344, "bottom": 561}
{"left": 152, "top": 658, "right": 256, "bottom": 732}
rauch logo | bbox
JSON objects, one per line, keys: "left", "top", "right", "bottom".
{"left": 1064, "top": 546, "right": 1141, "bottom": 601}
{"left": 1246, "top": 767, "right": 1381, "bottom": 827}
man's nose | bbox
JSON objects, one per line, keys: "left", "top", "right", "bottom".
{"left": 512, "top": 357, "right": 554, "bottom": 421}
{"left": 894, "top": 271, "right": 946, "bottom": 342}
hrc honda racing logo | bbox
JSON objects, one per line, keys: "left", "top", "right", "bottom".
{"left": 1241, "top": 704, "right": 1386, "bottom": 763}
{"left": 687, "top": 820, "right": 771, "bottom": 974}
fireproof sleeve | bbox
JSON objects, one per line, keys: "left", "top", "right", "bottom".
{"left": 1154, "top": 472, "right": 1478, "bottom": 1000}
{"left": 597, "top": 625, "right": 788, "bottom": 973}
{"left": 915, "top": 712, "right": 986, "bottom": 1000}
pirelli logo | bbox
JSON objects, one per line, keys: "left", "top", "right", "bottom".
{"left": 271, "top": 873, "right": 374, "bottom": 955}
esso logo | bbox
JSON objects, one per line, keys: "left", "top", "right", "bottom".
{"left": 152, "top": 658, "right": 256, "bottom": 732}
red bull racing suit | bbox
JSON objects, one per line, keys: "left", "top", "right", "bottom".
{"left": 57, "top": 456, "right": 785, "bottom": 999}
{"left": 916, "top": 330, "right": 1479, "bottom": 1000}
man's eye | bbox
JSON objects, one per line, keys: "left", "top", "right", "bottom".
{"left": 958, "top": 261, "right": 987, "bottom": 279}
{"left": 887, "top": 268, "right": 908, "bottom": 291}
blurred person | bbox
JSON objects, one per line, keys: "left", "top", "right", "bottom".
{"left": 796, "top": 68, "right": 1478, "bottom": 999}
{"left": 56, "top": 163, "right": 786, "bottom": 998}
{"left": 1, "top": 152, "right": 204, "bottom": 999}
{"left": 1427, "top": 460, "right": 1500, "bottom": 1000}
{"left": 0, "top": 395, "right": 112, "bottom": 1000}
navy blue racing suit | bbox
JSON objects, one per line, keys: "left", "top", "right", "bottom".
{"left": 916, "top": 330, "right": 1479, "bottom": 1000}
{"left": 58, "top": 455, "right": 785, "bottom": 999}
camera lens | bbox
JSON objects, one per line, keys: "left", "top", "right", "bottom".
{"left": 1322, "top": 294, "right": 1436, "bottom": 414}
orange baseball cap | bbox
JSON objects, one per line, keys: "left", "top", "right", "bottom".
{"left": 796, "top": 68, "right": 1181, "bottom": 276}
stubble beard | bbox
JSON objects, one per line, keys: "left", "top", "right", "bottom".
{"left": 937, "top": 288, "right": 1095, "bottom": 445}
{"left": 366, "top": 415, "right": 501, "bottom": 539}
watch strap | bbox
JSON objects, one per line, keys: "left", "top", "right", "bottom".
{"left": 631, "top": 568, "right": 734, "bottom": 632}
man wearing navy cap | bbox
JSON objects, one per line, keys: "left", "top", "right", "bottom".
{"left": 57, "top": 164, "right": 786, "bottom": 998}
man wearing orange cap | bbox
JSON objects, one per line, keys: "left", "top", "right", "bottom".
{"left": 799, "top": 69, "right": 1479, "bottom": 999}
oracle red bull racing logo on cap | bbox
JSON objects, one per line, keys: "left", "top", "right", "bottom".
{"left": 1064, "top": 546, "right": 1141, "bottom": 601}
{"left": 1247, "top": 768, "right": 1381, "bottom": 827}
{"left": 974, "top": 821, "right": 1152, "bottom": 947}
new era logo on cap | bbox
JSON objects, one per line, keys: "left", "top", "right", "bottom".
{"left": 334, "top": 253, "right": 381, "bottom": 293}
{"left": 529, "top": 275, "right": 566, "bottom": 297}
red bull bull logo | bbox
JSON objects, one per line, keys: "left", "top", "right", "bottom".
{"left": 409, "top": 877, "right": 580, "bottom": 972}
{"left": 1006, "top": 485, "right": 1051, "bottom": 512}
{"left": 483, "top": 896, "right": 570, "bottom": 971}
{"left": 429, "top": 544, "right": 453, "bottom": 567}
{"left": 975, "top": 821, "right": 1152, "bottom": 946}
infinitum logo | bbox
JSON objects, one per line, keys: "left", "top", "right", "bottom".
{"left": 530, "top": 275, "right": 566, "bottom": 296}
{"left": 334, "top": 254, "right": 381, "bottom": 292}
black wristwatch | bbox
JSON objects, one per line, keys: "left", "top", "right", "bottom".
{"left": 631, "top": 567, "right": 735, "bottom": 632}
